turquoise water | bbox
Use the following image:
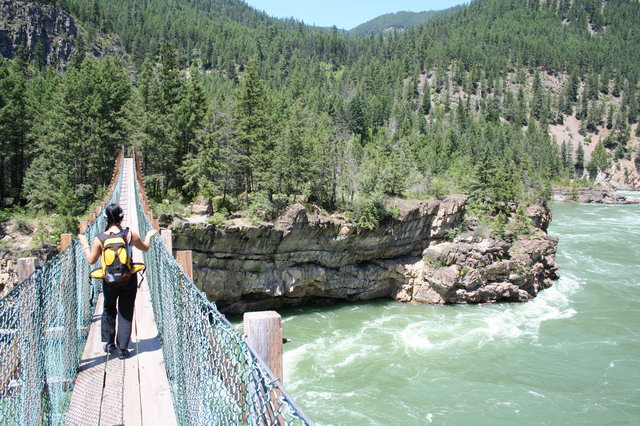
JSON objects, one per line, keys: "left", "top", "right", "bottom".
{"left": 280, "top": 201, "right": 640, "bottom": 425}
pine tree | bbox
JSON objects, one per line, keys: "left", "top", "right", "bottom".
{"left": 531, "top": 71, "right": 545, "bottom": 120}
{"left": 606, "top": 104, "right": 616, "bottom": 130}
{"left": 560, "top": 141, "right": 569, "bottom": 168}
{"left": 0, "top": 59, "right": 28, "bottom": 204}
{"left": 173, "top": 67, "right": 207, "bottom": 172}
{"left": 421, "top": 80, "right": 431, "bottom": 115}
{"left": 587, "top": 141, "right": 609, "bottom": 178}
{"left": 272, "top": 101, "right": 313, "bottom": 198}
{"left": 576, "top": 90, "right": 588, "bottom": 120}
{"left": 232, "top": 58, "right": 270, "bottom": 201}
{"left": 25, "top": 58, "right": 130, "bottom": 211}
{"left": 575, "top": 142, "right": 585, "bottom": 173}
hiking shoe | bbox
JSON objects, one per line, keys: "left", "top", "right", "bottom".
{"left": 118, "top": 349, "right": 130, "bottom": 360}
{"left": 104, "top": 343, "right": 116, "bottom": 353}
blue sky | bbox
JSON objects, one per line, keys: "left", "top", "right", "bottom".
{"left": 244, "top": 0, "right": 468, "bottom": 30}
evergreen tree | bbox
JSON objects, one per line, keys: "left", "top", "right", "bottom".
{"left": 25, "top": 58, "right": 130, "bottom": 211}
{"left": 587, "top": 141, "right": 609, "bottom": 178}
{"left": 232, "top": 58, "right": 270, "bottom": 201}
{"left": 421, "top": 80, "right": 431, "bottom": 115}
{"left": 575, "top": 142, "right": 585, "bottom": 173}
{"left": 0, "top": 59, "right": 28, "bottom": 204}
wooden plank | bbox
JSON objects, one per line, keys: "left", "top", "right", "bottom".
{"left": 122, "top": 157, "right": 177, "bottom": 426}
{"left": 99, "top": 354, "right": 124, "bottom": 426}
{"left": 122, "top": 295, "right": 142, "bottom": 426}
{"left": 122, "top": 158, "right": 143, "bottom": 426}
{"left": 134, "top": 278, "right": 177, "bottom": 425}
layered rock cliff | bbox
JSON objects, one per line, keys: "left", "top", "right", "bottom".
{"left": 172, "top": 196, "right": 559, "bottom": 314}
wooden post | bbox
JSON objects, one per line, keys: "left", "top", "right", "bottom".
{"left": 60, "top": 234, "right": 72, "bottom": 251}
{"left": 88, "top": 212, "right": 95, "bottom": 223}
{"left": 152, "top": 217, "right": 159, "bottom": 230}
{"left": 161, "top": 230, "right": 172, "bottom": 256}
{"left": 18, "top": 257, "right": 43, "bottom": 423}
{"left": 79, "top": 220, "right": 88, "bottom": 234}
{"left": 17, "top": 257, "right": 36, "bottom": 283}
{"left": 243, "top": 311, "right": 283, "bottom": 382}
{"left": 176, "top": 250, "right": 193, "bottom": 279}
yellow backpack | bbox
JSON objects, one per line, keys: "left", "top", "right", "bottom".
{"left": 90, "top": 228, "right": 145, "bottom": 283}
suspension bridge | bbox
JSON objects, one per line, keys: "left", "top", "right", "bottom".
{"left": 0, "top": 150, "right": 311, "bottom": 425}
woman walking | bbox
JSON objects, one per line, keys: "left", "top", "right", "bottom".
{"left": 78, "top": 204, "right": 157, "bottom": 359}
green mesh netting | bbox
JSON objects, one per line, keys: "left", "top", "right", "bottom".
{"left": 133, "top": 163, "right": 311, "bottom": 425}
{"left": 0, "top": 156, "right": 123, "bottom": 425}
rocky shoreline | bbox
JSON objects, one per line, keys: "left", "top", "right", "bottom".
{"left": 172, "top": 196, "right": 559, "bottom": 314}
{"left": 553, "top": 187, "right": 640, "bottom": 204}
{"left": 0, "top": 246, "right": 57, "bottom": 297}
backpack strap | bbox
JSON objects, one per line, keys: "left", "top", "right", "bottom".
{"left": 122, "top": 227, "right": 131, "bottom": 244}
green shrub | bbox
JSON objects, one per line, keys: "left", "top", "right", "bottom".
{"left": 492, "top": 211, "right": 506, "bottom": 239}
{"left": 208, "top": 208, "right": 229, "bottom": 227}
{"left": 248, "top": 191, "right": 274, "bottom": 222}
{"left": 352, "top": 194, "right": 387, "bottom": 231}
{"left": 507, "top": 205, "right": 532, "bottom": 236}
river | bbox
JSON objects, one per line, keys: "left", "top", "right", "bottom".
{"left": 279, "top": 198, "right": 640, "bottom": 425}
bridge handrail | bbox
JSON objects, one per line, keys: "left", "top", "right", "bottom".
{"left": 0, "top": 148, "right": 124, "bottom": 424}
{"left": 133, "top": 153, "right": 312, "bottom": 425}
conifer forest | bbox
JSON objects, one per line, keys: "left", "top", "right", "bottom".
{"left": 1, "top": 0, "right": 639, "bottom": 229}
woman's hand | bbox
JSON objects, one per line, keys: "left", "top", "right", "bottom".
{"left": 78, "top": 234, "right": 89, "bottom": 247}
{"left": 144, "top": 229, "right": 158, "bottom": 244}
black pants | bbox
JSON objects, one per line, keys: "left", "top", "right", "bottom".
{"left": 101, "top": 276, "right": 137, "bottom": 351}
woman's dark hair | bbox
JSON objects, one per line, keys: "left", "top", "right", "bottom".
{"left": 105, "top": 204, "right": 124, "bottom": 231}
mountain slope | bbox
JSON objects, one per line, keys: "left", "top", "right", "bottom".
{"left": 0, "top": 0, "right": 123, "bottom": 68}
{"left": 349, "top": 7, "right": 461, "bottom": 36}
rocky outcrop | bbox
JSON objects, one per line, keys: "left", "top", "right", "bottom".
{"left": 0, "top": 249, "right": 18, "bottom": 297}
{"left": 172, "top": 196, "right": 559, "bottom": 314}
{"left": 395, "top": 232, "right": 558, "bottom": 304}
{"left": 0, "top": 0, "right": 123, "bottom": 68}
{"left": 553, "top": 187, "right": 639, "bottom": 204}
{"left": 0, "top": 246, "right": 57, "bottom": 297}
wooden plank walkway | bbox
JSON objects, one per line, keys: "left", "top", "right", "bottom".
{"left": 66, "top": 158, "right": 177, "bottom": 426}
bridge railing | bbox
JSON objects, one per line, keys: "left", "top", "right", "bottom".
{"left": 0, "top": 149, "right": 124, "bottom": 425}
{"left": 133, "top": 154, "right": 312, "bottom": 425}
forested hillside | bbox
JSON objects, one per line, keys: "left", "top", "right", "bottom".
{"left": 349, "top": 8, "right": 461, "bottom": 36}
{"left": 1, "top": 0, "right": 639, "bottom": 236}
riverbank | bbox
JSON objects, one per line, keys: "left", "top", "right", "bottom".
{"left": 172, "top": 196, "right": 559, "bottom": 313}
{"left": 554, "top": 187, "right": 640, "bottom": 204}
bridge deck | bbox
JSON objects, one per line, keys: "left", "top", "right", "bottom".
{"left": 66, "top": 158, "right": 177, "bottom": 425}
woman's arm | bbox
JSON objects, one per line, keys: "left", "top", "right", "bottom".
{"left": 130, "top": 229, "right": 158, "bottom": 252}
{"left": 77, "top": 235, "right": 102, "bottom": 264}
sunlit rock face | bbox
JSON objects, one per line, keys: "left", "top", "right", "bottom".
{"left": 173, "top": 195, "right": 558, "bottom": 314}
